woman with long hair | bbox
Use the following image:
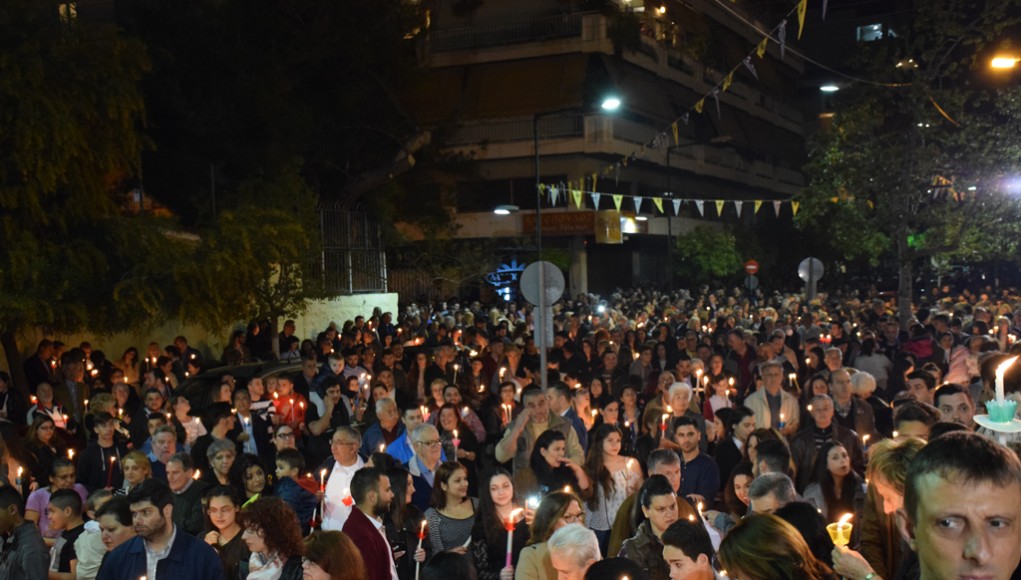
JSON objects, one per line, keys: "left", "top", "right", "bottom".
{"left": 436, "top": 403, "right": 480, "bottom": 489}
{"left": 527, "top": 430, "right": 590, "bottom": 496}
{"left": 238, "top": 496, "right": 304, "bottom": 580}
{"left": 708, "top": 462, "right": 753, "bottom": 536}
{"left": 587, "top": 397, "right": 621, "bottom": 442}
{"left": 587, "top": 376, "right": 610, "bottom": 410}
{"left": 230, "top": 453, "right": 270, "bottom": 503}
{"left": 469, "top": 469, "right": 529, "bottom": 580}
{"left": 802, "top": 374, "right": 832, "bottom": 412}
{"left": 23, "top": 414, "right": 65, "bottom": 484}
{"left": 204, "top": 486, "right": 249, "bottom": 580}
{"left": 383, "top": 467, "right": 427, "bottom": 580}
{"left": 803, "top": 442, "right": 866, "bottom": 527}
{"left": 115, "top": 451, "right": 151, "bottom": 496}
{"left": 583, "top": 424, "right": 643, "bottom": 555}
{"left": 424, "top": 461, "right": 477, "bottom": 554}
{"left": 114, "top": 347, "right": 140, "bottom": 387}
{"left": 302, "top": 531, "right": 368, "bottom": 580}
{"left": 719, "top": 514, "right": 837, "bottom": 580}
{"left": 743, "top": 427, "right": 782, "bottom": 466}
{"left": 516, "top": 491, "right": 586, "bottom": 580}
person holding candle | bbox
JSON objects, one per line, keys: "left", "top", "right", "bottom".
{"left": 583, "top": 424, "right": 643, "bottom": 556}
{"left": 26, "top": 382, "right": 70, "bottom": 431}
{"left": 203, "top": 486, "right": 249, "bottom": 580}
{"left": 424, "top": 461, "right": 477, "bottom": 555}
{"left": 436, "top": 384, "right": 487, "bottom": 442}
{"left": 743, "top": 362, "right": 800, "bottom": 438}
{"left": 659, "top": 383, "right": 710, "bottom": 454}
{"left": 468, "top": 469, "right": 528, "bottom": 580}
{"left": 75, "top": 412, "right": 127, "bottom": 492}
{"left": 802, "top": 442, "right": 865, "bottom": 543}
{"left": 515, "top": 490, "right": 586, "bottom": 580}
{"left": 790, "top": 395, "right": 866, "bottom": 493}
{"left": 495, "top": 386, "right": 584, "bottom": 485}
{"left": 704, "top": 462, "right": 754, "bottom": 536}
{"left": 437, "top": 403, "right": 479, "bottom": 489}
{"left": 485, "top": 382, "right": 519, "bottom": 442}
{"left": 343, "top": 467, "right": 399, "bottom": 580}
{"left": 525, "top": 429, "right": 590, "bottom": 498}
{"left": 587, "top": 397, "right": 621, "bottom": 442}
{"left": 320, "top": 426, "right": 365, "bottom": 531}
{"left": 169, "top": 395, "right": 207, "bottom": 452}
{"left": 382, "top": 466, "right": 427, "bottom": 580}
{"left": 271, "top": 376, "right": 307, "bottom": 441}
{"left": 229, "top": 389, "right": 272, "bottom": 467}
{"left": 23, "top": 414, "right": 66, "bottom": 484}
{"left": 360, "top": 398, "right": 405, "bottom": 458}
{"left": 618, "top": 474, "right": 679, "bottom": 580}
{"left": 272, "top": 449, "right": 318, "bottom": 534}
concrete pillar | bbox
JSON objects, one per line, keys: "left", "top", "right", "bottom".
{"left": 569, "top": 236, "right": 588, "bottom": 297}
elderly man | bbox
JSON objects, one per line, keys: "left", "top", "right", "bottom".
{"left": 360, "top": 398, "right": 405, "bottom": 457}
{"left": 830, "top": 368, "right": 876, "bottom": 439}
{"left": 661, "top": 383, "right": 709, "bottom": 453}
{"left": 789, "top": 394, "right": 865, "bottom": 492}
{"left": 747, "top": 472, "right": 797, "bottom": 515}
{"left": 166, "top": 453, "right": 207, "bottom": 536}
{"left": 495, "top": 386, "right": 583, "bottom": 479}
{"left": 407, "top": 423, "right": 443, "bottom": 512}
{"left": 742, "top": 361, "right": 799, "bottom": 438}
{"left": 548, "top": 524, "right": 601, "bottom": 580}
{"left": 321, "top": 426, "right": 365, "bottom": 531}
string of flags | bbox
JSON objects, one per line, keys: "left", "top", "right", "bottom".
{"left": 538, "top": 182, "right": 800, "bottom": 218}
{"left": 553, "top": 0, "right": 816, "bottom": 209}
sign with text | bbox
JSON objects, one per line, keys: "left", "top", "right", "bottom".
{"left": 522, "top": 211, "right": 594, "bottom": 236}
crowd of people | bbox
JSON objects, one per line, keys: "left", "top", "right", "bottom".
{"left": 1, "top": 285, "right": 1021, "bottom": 580}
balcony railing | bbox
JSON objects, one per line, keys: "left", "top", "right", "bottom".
{"left": 429, "top": 13, "right": 585, "bottom": 52}
{"left": 446, "top": 114, "right": 585, "bottom": 145}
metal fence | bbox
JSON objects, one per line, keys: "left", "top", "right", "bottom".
{"left": 311, "top": 206, "right": 388, "bottom": 294}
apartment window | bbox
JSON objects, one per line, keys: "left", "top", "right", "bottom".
{"left": 856, "top": 23, "right": 883, "bottom": 42}
{"left": 58, "top": 2, "right": 77, "bottom": 24}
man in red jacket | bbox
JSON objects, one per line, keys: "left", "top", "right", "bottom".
{"left": 342, "top": 467, "right": 398, "bottom": 580}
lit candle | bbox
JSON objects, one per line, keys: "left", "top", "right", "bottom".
{"left": 661, "top": 413, "right": 670, "bottom": 432}
{"left": 84, "top": 398, "right": 89, "bottom": 409}
{"left": 562, "top": 485, "right": 572, "bottom": 493}
{"left": 505, "top": 508, "right": 524, "bottom": 568}
{"left": 117, "top": 408, "right": 123, "bottom": 419}
{"left": 68, "top": 449, "right": 74, "bottom": 460}
{"left": 453, "top": 364, "right": 459, "bottom": 383}
{"left": 779, "top": 412, "right": 786, "bottom": 430}
{"left": 193, "top": 469, "right": 201, "bottom": 480}
{"left": 499, "top": 367, "right": 507, "bottom": 380}
{"left": 452, "top": 429, "right": 460, "bottom": 455}
{"left": 30, "top": 395, "right": 37, "bottom": 404}
{"left": 697, "top": 501, "right": 704, "bottom": 520}
{"left": 415, "top": 520, "right": 427, "bottom": 580}
{"left": 107, "top": 455, "right": 117, "bottom": 488}
{"left": 341, "top": 488, "right": 354, "bottom": 506}
{"left": 827, "top": 513, "right": 854, "bottom": 547}
{"left": 15, "top": 466, "right": 23, "bottom": 488}
{"left": 995, "top": 356, "right": 1018, "bottom": 402}
{"left": 862, "top": 434, "right": 870, "bottom": 450}
{"left": 461, "top": 406, "right": 470, "bottom": 418}
{"left": 320, "top": 468, "right": 327, "bottom": 492}
{"left": 420, "top": 405, "right": 430, "bottom": 422}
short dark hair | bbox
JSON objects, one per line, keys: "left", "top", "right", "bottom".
{"left": 276, "top": 448, "right": 305, "bottom": 472}
{"left": 893, "top": 401, "right": 940, "bottom": 428}
{"left": 547, "top": 381, "right": 572, "bottom": 400}
{"left": 662, "top": 519, "right": 715, "bottom": 561}
{"left": 48, "top": 488, "right": 83, "bottom": 516}
{"left": 93, "top": 411, "right": 115, "bottom": 427}
{"left": 756, "top": 439, "right": 792, "bottom": 475}
{"left": 205, "top": 402, "right": 234, "bottom": 427}
{"left": 906, "top": 370, "right": 936, "bottom": 392}
{"left": 0, "top": 486, "right": 25, "bottom": 516}
{"left": 637, "top": 474, "right": 675, "bottom": 509}
{"left": 933, "top": 383, "right": 971, "bottom": 407}
{"left": 671, "top": 415, "right": 698, "bottom": 435}
{"left": 519, "top": 385, "right": 545, "bottom": 404}
{"left": 167, "top": 452, "right": 194, "bottom": 470}
{"left": 584, "top": 557, "right": 646, "bottom": 580}
{"left": 904, "top": 432, "right": 1021, "bottom": 522}
{"left": 350, "top": 466, "right": 384, "bottom": 505}
{"left": 127, "top": 478, "right": 174, "bottom": 512}
{"left": 95, "top": 496, "right": 132, "bottom": 526}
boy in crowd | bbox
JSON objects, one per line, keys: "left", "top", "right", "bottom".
{"left": 274, "top": 448, "right": 319, "bottom": 534}
{"left": 46, "top": 489, "right": 86, "bottom": 580}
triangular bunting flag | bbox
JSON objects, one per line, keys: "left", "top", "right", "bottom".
{"left": 778, "top": 20, "right": 787, "bottom": 60}
{"left": 613, "top": 194, "right": 623, "bottom": 211}
{"left": 712, "top": 89, "right": 721, "bottom": 119}
{"left": 550, "top": 185, "right": 559, "bottom": 206}
{"left": 671, "top": 122, "right": 679, "bottom": 146}
{"left": 797, "top": 0, "right": 807, "bottom": 40}
{"left": 682, "top": 112, "right": 689, "bottom": 125}
{"left": 756, "top": 37, "right": 768, "bottom": 58}
{"left": 653, "top": 198, "right": 664, "bottom": 213}
{"left": 694, "top": 200, "right": 705, "bottom": 216}
{"left": 773, "top": 200, "right": 782, "bottom": 217}
{"left": 792, "top": 201, "right": 801, "bottom": 216}
{"left": 633, "top": 196, "right": 643, "bottom": 214}
{"left": 694, "top": 98, "right": 705, "bottom": 114}
{"left": 673, "top": 199, "right": 682, "bottom": 216}
{"left": 572, "top": 188, "right": 583, "bottom": 209}
{"left": 715, "top": 200, "right": 725, "bottom": 216}
{"left": 735, "top": 201, "right": 744, "bottom": 217}
{"left": 743, "top": 56, "right": 758, "bottom": 80}
{"left": 754, "top": 200, "right": 763, "bottom": 214}
{"left": 822, "top": 0, "right": 829, "bottom": 20}
{"left": 723, "top": 72, "right": 734, "bottom": 92}
{"left": 592, "top": 192, "right": 601, "bottom": 209}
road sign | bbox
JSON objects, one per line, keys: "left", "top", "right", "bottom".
{"left": 744, "top": 260, "right": 759, "bottom": 275}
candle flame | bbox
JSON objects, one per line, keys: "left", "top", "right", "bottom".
{"left": 563, "top": 485, "right": 572, "bottom": 493}
{"left": 453, "top": 429, "right": 458, "bottom": 438}
{"left": 862, "top": 434, "right": 870, "bottom": 444}
{"left": 68, "top": 449, "right": 74, "bottom": 459}
{"left": 17, "top": 467, "right": 23, "bottom": 477}
{"left": 591, "top": 409, "right": 598, "bottom": 418}
{"left": 688, "top": 514, "right": 695, "bottom": 521}
{"left": 666, "top": 405, "right": 673, "bottom": 413}
{"left": 509, "top": 507, "right": 524, "bottom": 521}
{"left": 997, "top": 356, "right": 1019, "bottom": 380}
{"left": 379, "top": 443, "right": 385, "bottom": 452}
{"left": 420, "top": 520, "right": 427, "bottom": 533}
{"left": 192, "top": 469, "right": 201, "bottom": 480}
{"left": 838, "top": 513, "right": 853, "bottom": 527}
{"left": 728, "top": 377, "right": 734, "bottom": 386}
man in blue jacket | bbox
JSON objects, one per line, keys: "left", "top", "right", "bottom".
{"left": 97, "top": 479, "right": 223, "bottom": 580}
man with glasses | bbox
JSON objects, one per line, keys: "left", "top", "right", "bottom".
{"left": 407, "top": 424, "right": 443, "bottom": 511}
{"left": 320, "top": 426, "right": 364, "bottom": 531}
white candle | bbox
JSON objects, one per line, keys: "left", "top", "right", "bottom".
{"left": 505, "top": 508, "right": 524, "bottom": 567}
{"left": 995, "top": 356, "right": 1018, "bottom": 401}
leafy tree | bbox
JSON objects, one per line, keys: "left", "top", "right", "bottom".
{"left": 798, "top": 0, "right": 1021, "bottom": 326}
{"left": 674, "top": 226, "right": 743, "bottom": 284}
{"left": 0, "top": 0, "right": 161, "bottom": 389}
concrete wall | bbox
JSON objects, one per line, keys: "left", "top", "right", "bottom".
{"left": 1, "top": 293, "right": 399, "bottom": 375}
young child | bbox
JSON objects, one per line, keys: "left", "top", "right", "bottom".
{"left": 46, "top": 489, "right": 86, "bottom": 580}
{"left": 72, "top": 489, "right": 113, "bottom": 580}
{"left": 273, "top": 448, "right": 319, "bottom": 534}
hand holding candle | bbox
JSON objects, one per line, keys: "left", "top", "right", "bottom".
{"left": 415, "top": 520, "right": 427, "bottom": 580}
{"left": 452, "top": 429, "right": 461, "bottom": 455}
{"left": 319, "top": 468, "right": 327, "bottom": 492}
{"left": 826, "top": 513, "right": 854, "bottom": 547}
{"left": 505, "top": 507, "right": 524, "bottom": 568}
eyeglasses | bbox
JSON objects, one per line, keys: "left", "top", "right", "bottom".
{"left": 562, "top": 511, "right": 585, "bottom": 524}
{"left": 415, "top": 439, "right": 442, "bottom": 447}
{"left": 276, "top": 432, "right": 295, "bottom": 439}
{"left": 331, "top": 440, "right": 358, "bottom": 447}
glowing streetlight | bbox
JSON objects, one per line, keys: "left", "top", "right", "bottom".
{"left": 991, "top": 56, "right": 1020, "bottom": 70}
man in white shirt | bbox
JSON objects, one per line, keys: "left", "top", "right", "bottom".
{"left": 321, "top": 426, "right": 364, "bottom": 531}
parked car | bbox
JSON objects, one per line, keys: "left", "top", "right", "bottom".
{"left": 176, "top": 360, "right": 302, "bottom": 415}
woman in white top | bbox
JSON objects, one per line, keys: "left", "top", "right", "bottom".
{"left": 171, "top": 395, "right": 206, "bottom": 451}
{"left": 582, "top": 423, "right": 643, "bottom": 556}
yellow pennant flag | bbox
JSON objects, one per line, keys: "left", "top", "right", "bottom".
{"left": 612, "top": 194, "right": 623, "bottom": 211}
{"left": 756, "top": 38, "right": 768, "bottom": 58}
{"left": 715, "top": 200, "right": 725, "bottom": 216}
{"left": 797, "top": 0, "right": 807, "bottom": 39}
{"left": 671, "top": 122, "right": 679, "bottom": 146}
{"left": 572, "top": 188, "right": 583, "bottom": 209}
{"left": 653, "top": 198, "right": 664, "bottom": 213}
{"left": 792, "top": 201, "right": 801, "bottom": 216}
{"left": 723, "top": 72, "right": 734, "bottom": 92}
{"left": 754, "top": 200, "right": 763, "bottom": 214}
{"left": 694, "top": 98, "right": 705, "bottom": 113}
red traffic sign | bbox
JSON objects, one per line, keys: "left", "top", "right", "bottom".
{"left": 744, "top": 260, "right": 760, "bottom": 275}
